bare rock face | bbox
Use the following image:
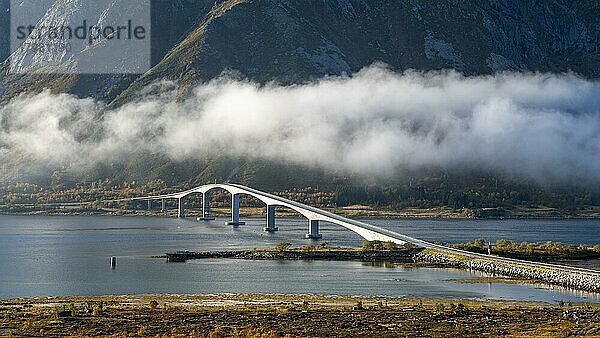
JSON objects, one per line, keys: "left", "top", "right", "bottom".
{"left": 0, "top": 0, "right": 598, "bottom": 104}
{"left": 0, "top": 0, "right": 216, "bottom": 102}
{"left": 116, "top": 0, "right": 600, "bottom": 104}
{"left": 0, "top": 0, "right": 8, "bottom": 61}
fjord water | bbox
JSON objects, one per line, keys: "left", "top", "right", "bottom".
{"left": 0, "top": 215, "right": 598, "bottom": 303}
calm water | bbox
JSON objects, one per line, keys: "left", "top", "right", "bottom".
{"left": 0, "top": 215, "right": 599, "bottom": 303}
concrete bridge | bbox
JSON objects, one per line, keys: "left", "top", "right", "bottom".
{"left": 131, "top": 183, "right": 600, "bottom": 277}
{"left": 131, "top": 183, "right": 404, "bottom": 241}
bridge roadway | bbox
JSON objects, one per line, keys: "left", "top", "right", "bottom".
{"left": 131, "top": 183, "right": 600, "bottom": 277}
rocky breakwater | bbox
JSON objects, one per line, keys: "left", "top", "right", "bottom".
{"left": 414, "top": 250, "right": 600, "bottom": 293}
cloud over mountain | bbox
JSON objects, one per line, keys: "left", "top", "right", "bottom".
{"left": 2, "top": 65, "right": 600, "bottom": 183}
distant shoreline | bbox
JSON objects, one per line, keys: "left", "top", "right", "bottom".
{"left": 3, "top": 206, "right": 600, "bottom": 220}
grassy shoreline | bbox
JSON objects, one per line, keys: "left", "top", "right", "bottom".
{"left": 5, "top": 205, "right": 600, "bottom": 219}
{"left": 2, "top": 294, "right": 599, "bottom": 337}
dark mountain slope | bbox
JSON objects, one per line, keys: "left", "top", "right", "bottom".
{"left": 112, "top": 0, "right": 600, "bottom": 105}
{"left": 1, "top": 0, "right": 598, "bottom": 103}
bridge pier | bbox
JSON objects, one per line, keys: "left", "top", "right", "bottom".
{"left": 264, "top": 205, "right": 278, "bottom": 232}
{"left": 226, "top": 194, "right": 245, "bottom": 227}
{"left": 305, "top": 220, "right": 322, "bottom": 239}
{"left": 178, "top": 197, "right": 186, "bottom": 218}
{"left": 147, "top": 200, "right": 152, "bottom": 210}
{"left": 199, "top": 193, "right": 215, "bottom": 221}
{"left": 161, "top": 199, "right": 165, "bottom": 213}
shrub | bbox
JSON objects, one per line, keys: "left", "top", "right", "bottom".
{"left": 402, "top": 242, "right": 417, "bottom": 250}
{"left": 384, "top": 241, "right": 398, "bottom": 251}
{"left": 275, "top": 242, "right": 292, "bottom": 252}
{"left": 318, "top": 241, "right": 330, "bottom": 249}
{"left": 495, "top": 239, "right": 516, "bottom": 249}
{"left": 303, "top": 245, "right": 317, "bottom": 252}
{"left": 455, "top": 303, "right": 468, "bottom": 315}
{"left": 362, "top": 240, "right": 385, "bottom": 251}
{"left": 208, "top": 326, "right": 226, "bottom": 338}
{"left": 232, "top": 327, "right": 281, "bottom": 338}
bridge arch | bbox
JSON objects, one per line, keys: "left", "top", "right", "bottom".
{"left": 132, "top": 183, "right": 408, "bottom": 242}
{"left": 177, "top": 184, "right": 323, "bottom": 236}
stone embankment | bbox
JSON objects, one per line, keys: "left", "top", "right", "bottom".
{"left": 414, "top": 250, "right": 600, "bottom": 293}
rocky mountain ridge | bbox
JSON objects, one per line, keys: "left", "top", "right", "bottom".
{"left": 0, "top": 0, "right": 598, "bottom": 104}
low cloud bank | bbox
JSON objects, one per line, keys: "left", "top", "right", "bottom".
{"left": 1, "top": 64, "right": 600, "bottom": 183}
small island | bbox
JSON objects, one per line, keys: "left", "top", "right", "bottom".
{"left": 164, "top": 239, "right": 600, "bottom": 263}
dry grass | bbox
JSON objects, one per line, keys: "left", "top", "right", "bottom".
{"left": 1, "top": 294, "right": 599, "bottom": 337}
